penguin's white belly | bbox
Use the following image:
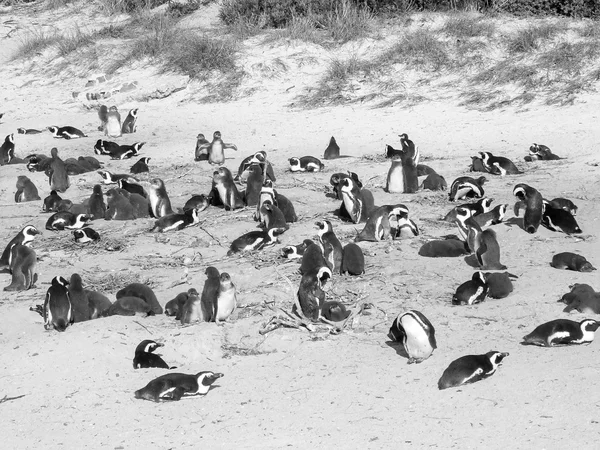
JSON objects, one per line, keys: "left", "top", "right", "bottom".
{"left": 217, "top": 289, "right": 237, "bottom": 321}
{"left": 402, "top": 316, "right": 433, "bottom": 360}
{"left": 387, "top": 165, "right": 404, "bottom": 193}
{"left": 148, "top": 189, "right": 160, "bottom": 216}
{"left": 106, "top": 116, "right": 122, "bottom": 138}
{"left": 210, "top": 142, "right": 224, "bottom": 164}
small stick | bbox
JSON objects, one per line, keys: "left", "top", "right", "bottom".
{"left": 0, "top": 394, "right": 26, "bottom": 404}
{"left": 133, "top": 320, "right": 151, "bottom": 333}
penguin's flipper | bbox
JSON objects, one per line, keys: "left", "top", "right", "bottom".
{"left": 476, "top": 242, "right": 488, "bottom": 267}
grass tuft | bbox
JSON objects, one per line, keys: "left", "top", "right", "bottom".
{"left": 56, "top": 26, "right": 95, "bottom": 57}
{"left": 379, "top": 29, "right": 451, "bottom": 71}
{"left": 441, "top": 13, "right": 495, "bottom": 39}
{"left": 507, "top": 22, "right": 564, "bottom": 54}
{"left": 12, "top": 29, "right": 59, "bottom": 60}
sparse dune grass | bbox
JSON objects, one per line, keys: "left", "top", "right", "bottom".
{"left": 12, "top": 28, "right": 59, "bottom": 59}
{"left": 507, "top": 21, "right": 566, "bottom": 54}
{"left": 440, "top": 13, "right": 496, "bottom": 39}
{"left": 378, "top": 29, "right": 451, "bottom": 71}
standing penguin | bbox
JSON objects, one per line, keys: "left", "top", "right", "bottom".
{"left": 200, "top": 266, "right": 222, "bottom": 322}
{"left": 297, "top": 266, "right": 332, "bottom": 322}
{"left": 316, "top": 220, "right": 343, "bottom": 274}
{"left": 340, "top": 176, "right": 375, "bottom": 224}
{"left": 194, "top": 133, "right": 210, "bottom": 161}
{"left": 0, "top": 225, "right": 40, "bottom": 269}
{"left": 4, "top": 244, "right": 37, "bottom": 291}
{"left": 438, "top": 351, "right": 509, "bottom": 390}
{"left": 475, "top": 229, "right": 507, "bottom": 270}
{"left": 323, "top": 136, "right": 340, "bottom": 160}
{"left": 148, "top": 178, "right": 174, "bottom": 218}
{"left": 43, "top": 276, "right": 73, "bottom": 332}
{"left": 180, "top": 288, "right": 203, "bottom": 325}
{"left": 198, "top": 131, "right": 238, "bottom": 165}
{"left": 121, "top": 108, "right": 138, "bottom": 134}
{"left": 242, "top": 163, "right": 264, "bottom": 207}
{"left": 0, "top": 133, "right": 15, "bottom": 165}
{"left": 388, "top": 310, "right": 437, "bottom": 364}
{"left": 105, "top": 106, "right": 122, "bottom": 138}
{"left": 522, "top": 319, "right": 600, "bottom": 347}
{"left": 384, "top": 140, "right": 419, "bottom": 194}
{"left": 68, "top": 273, "right": 91, "bottom": 323}
{"left": 15, "top": 176, "right": 41, "bottom": 203}
{"left": 513, "top": 183, "right": 543, "bottom": 234}
{"left": 88, "top": 184, "right": 106, "bottom": 220}
{"left": 214, "top": 273, "right": 237, "bottom": 323}
{"left": 260, "top": 201, "right": 288, "bottom": 232}
{"left": 212, "top": 167, "right": 244, "bottom": 210}
{"left": 341, "top": 243, "right": 365, "bottom": 276}
{"left": 48, "top": 147, "right": 70, "bottom": 193}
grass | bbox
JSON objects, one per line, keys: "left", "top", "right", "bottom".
{"left": 56, "top": 26, "right": 95, "bottom": 57}
{"left": 13, "top": 29, "right": 59, "bottom": 59}
{"left": 378, "top": 29, "right": 451, "bottom": 71}
{"left": 440, "top": 13, "right": 496, "bottom": 39}
{"left": 507, "top": 22, "right": 565, "bottom": 54}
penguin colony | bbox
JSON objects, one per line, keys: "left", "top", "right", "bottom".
{"left": 0, "top": 105, "right": 597, "bottom": 407}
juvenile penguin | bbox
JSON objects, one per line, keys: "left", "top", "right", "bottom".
{"left": 148, "top": 178, "right": 174, "bottom": 218}
{"left": 214, "top": 273, "right": 237, "bottom": 323}
{"left": 418, "top": 239, "right": 469, "bottom": 258}
{"left": 421, "top": 172, "right": 447, "bottom": 191}
{"left": 17, "top": 128, "right": 43, "bottom": 135}
{"left": 103, "top": 297, "right": 154, "bottom": 317}
{"left": 43, "top": 276, "right": 73, "bottom": 331}
{"left": 289, "top": 156, "right": 324, "bottom": 172}
{"left": 227, "top": 228, "right": 280, "bottom": 256}
{"left": 476, "top": 228, "right": 507, "bottom": 270}
{"left": 105, "top": 188, "right": 135, "bottom": 220}
{"left": 116, "top": 283, "right": 162, "bottom": 315}
{"left": 341, "top": 243, "right": 365, "bottom": 276}
{"left": 46, "top": 212, "right": 91, "bottom": 231}
{"left": 513, "top": 183, "right": 543, "bottom": 234}
{"left": 88, "top": 184, "right": 106, "bottom": 220}
{"left": 541, "top": 200, "right": 582, "bottom": 234}
{"left": 321, "top": 301, "right": 351, "bottom": 322}
{"left": 388, "top": 310, "right": 437, "bottom": 364}
{"left": 48, "top": 126, "right": 86, "bottom": 139}
{"left": 551, "top": 252, "right": 595, "bottom": 272}
{"left": 522, "top": 319, "right": 600, "bottom": 347}
{"left": 105, "top": 106, "right": 122, "bottom": 138}
{"left": 560, "top": 284, "right": 600, "bottom": 314}
{"left": 438, "top": 351, "right": 509, "bottom": 390}
{"left": 4, "top": 245, "right": 37, "bottom": 291}
{"left": 180, "top": 288, "right": 203, "bottom": 324}
{"left": 297, "top": 266, "right": 332, "bottom": 321}
{"left": 212, "top": 167, "right": 244, "bottom": 211}
{"left": 130, "top": 157, "right": 150, "bottom": 174}
{"left": 133, "top": 340, "right": 171, "bottom": 369}
{"left": 166, "top": 288, "right": 197, "bottom": 319}
{"left": 151, "top": 208, "right": 201, "bottom": 232}
{"left": 0, "top": 225, "right": 40, "bottom": 269}
{"left": 15, "top": 176, "right": 41, "bottom": 203}
{"left": 43, "top": 190, "right": 63, "bottom": 212}
{"left": 483, "top": 272, "right": 516, "bottom": 299}
{"left": 242, "top": 163, "right": 263, "bottom": 207}
{"left": 316, "top": 220, "right": 343, "bottom": 274}
{"left": 323, "top": 136, "right": 340, "bottom": 160}
{"left": 194, "top": 133, "right": 210, "bottom": 161}
{"left": 197, "top": 131, "right": 238, "bottom": 165}
{"left": 452, "top": 272, "right": 488, "bottom": 305}
{"left": 68, "top": 273, "right": 91, "bottom": 323}
{"left": 73, "top": 228, "right": 100, "bottom": 243}
{"left": 121, "top": 108, "right": 138, "bottom": 134}
{"left": 98, "top": 105, "right": 108, "bottom": 132}
{"left": 448, "top": 176, "right": 487, "bottom": 202}
{"left": 48, "top": 147, "right": 70, "bottom": 193}
{"left": 199, "top": 266, "right": 222, "bottom": 322}
{"left": 134, "top": 371, "right": 223, "bottom": 402}
{"left": 260, "top": 201, "right": 288, "bottom": 231}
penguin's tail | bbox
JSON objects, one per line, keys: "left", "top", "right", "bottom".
{"left": 169, "top": 366, "right": 177, "bottom": 370}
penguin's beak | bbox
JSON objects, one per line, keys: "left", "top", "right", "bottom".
{"left": 314, "top": 221, "right": 322, "bottom": 228}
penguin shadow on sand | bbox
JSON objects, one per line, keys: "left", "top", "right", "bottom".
{"left": 503, "top": 216, "right": 524, "bottom": 230}
{"left": 384, "top": 340, "right": 410, "bottom": 360}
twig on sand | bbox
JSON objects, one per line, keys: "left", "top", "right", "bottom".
{"left": 133, "top": 320, "right": 151, "bottom": 333}
{"left": 0, "top": 394, "right": 26, "bottom": 404}
{"left": 197, "top": 223, "right": 223, "bottom": 247}
{"left": 464, "top": 315, "right": 498, "bottom": 322}
{"left": 164, "top": 168, "right": 194, "bottom": 183}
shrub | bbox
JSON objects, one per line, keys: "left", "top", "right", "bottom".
{"left": 165, "top": 34, "right": 238, "bottom": 79}
{"left": 379, "top": 29, "right": 451, "bottom": 71}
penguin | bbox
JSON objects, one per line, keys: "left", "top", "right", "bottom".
{"left": 448, "top": 176, "right": 487, "bottom": 201}
{"left": 470, "top": 156, "right": 487, "bottom": 172}
{"left": 472, "top": 204, "right": 507, "bottom": 228}
{"left": 43, "top": 190, "right": 63, "bottom": 212}
{"left": 454, "top": 207, "right": 482, "bottom": 252}
{"left": 356, "top": 205, "right": 395, "bottom": 242}
{"left": 134, "top": 371, "right": 223, "bottom": 402}
{"left": 88, "top": 184, "right": 106, "bottom": 220}
{"left": 388, "top": 310, "right": 437, "bottom": 364}
{"left": 438, "top": 351, "right": 509, "bottom": 390}
{"left": 148, "top": 178, "right": 174, "bottom": 218}
{"left": 522, "top": 319, "right": 600, "bottom": 347}
{"left": 97, "top": 170, "right": 138, "bottom": 185}
{"left": 17, "top": 128, "right": 43, "bottom": 134}
{"left": 78, "top": 155, "right": 102, "bottom": 170}
{"left": 260, "top": 201, "right": 288, "bottom": 231}
{"left": 199, "top": 266, "right": 221, "bottom": 322}
{"left": 130, "top": 157, "right": 150, "bottom": 174}
{"left": 46, "top": 212, "right": 91, "bottom": 231}
{"left": 94, "top": 139, "right": 120, "bottom": 156}
{"left": 513, "top": 183, "right": 543, "bottom": 234}
{"left": 549, "top": 197, "right": 577, "bottom": 216}
{"left": 316, "top": 220, "right": 343, "bottom": 273}
{"left": 42, "top": 276, "right": 73, "bottom": 331}
{"left": 73, "top": 228, "right": 100, "bottom": 243}
{"left": 227, "top": 228, "right": 280, "bottom": 256}
{"left": 420, "top": 172, "right": 447, "bottom": 191}
{"left": 97, "top": 105, "right": 108, "bottom": 132}
{"left": 166, "top": 288, "right": 197, "bottom": 319}
{"left": 121, "top": 108, "right": 138, "bottom": 134}
{"left": 105, "top": 188, "right": 135, "bottom": 220}
{"left": 299, "top": 241, "right": 329, "bottom": 275}
{"left": 180, "top": 288, "right": 205, "bottom": 325}
{"left": 236, "top": 150, "right": 276, "bottom": 184}
{"left": 133, "top": 340, "right": 171, "bottom": 369}
{"left": 0, "top": 225, "right": 40, "bottom": 269}
{"left": 281, "top": 239, "right": 314, "bottom": 260}
{"left": 419, "top": 238, "right": 469, "bottom": 257}
{"left": 194, "top": 133, "right": 210, "bottom": 161}
{"left": 48, "top": 147, "right": 70, "bottom": 193}
{"left": 4, "top": 245, "right": 37, "bottom": 291}
{"left": 110, "top": 142, "right": 145, "bottom": 160}
{"left": 288, "top": 156, "right": 324, "bottom": 173}
{"left": 104, "top": 106, "right": 122, "bottom": 138}
{"left": 126, "top": 191, "right": 150, "bottom": 219}
{"left": 14, "top": 176, "right": 41, "bottom": 203}
{"left": 87, "top": 290, "right": 112, "bottom": 319}
{"left": 384, "top": 144, "right": 419, "bottom": 194}
{"left": 526, "top": 143, "right": 561, "bottom": 161}
{"left": 541, "top": 200, "right": 582, "bottom": 234}
{"left": 214, "top": 273, "right": 237, "bottom": 323}
{"left": 340, "top": 176, "right": 375, "bottom": 224}
{"left": 297, "top": 266, "right": 332, "bottom": 321}
{"left": 253, "top": 181, "right": 297, "bottom": 223}
{"left": 341, "top": 243, "right": 365, "bottom": 276}
{"left": 62, "top": 158, "right": 89, "bottom": 175}
{"left": 0, "top": 133, "right": 14, "bottom": 165}
{"left": 242, "top": 163, "right": 264, "bottom": 207}
{"left": 206, "top": 131, "right": 238, "bottom": 165}
{"left": 68, "top": 273, "right": 91, "bottom": 323}
{"left": 446, "top": 198, "right": 496, "bottom": 224}
{"left": 151, "top": 208, "right": 201, "bottom": 232}
{"left": 560, "top": 284, "right": 600, "bottom": 314}
{"left": 212, "top": 167, "right": 244, "bottom": 211}
{"left": 116, "top": 283, "right": 162, "bottom": 315}
{"left": 452, "top": 272, "right": 488, "bottom": 305}
{"left": 321, "top": 301, "right": 351, "bottom": 322}
{"left": 330, "top": 171, "right": 362, "bottom": 200}
{"left": 475, "top": 228, "right": 507, "bottom": 270}
{"left": 117, "top": 178, "right": 147, "bottom": 198}
{"left": 323, "top": 136, "right": 340, "bottom": 160}
{"left": 551, "top": 252, "right": 595, "bottom": 272}
{"left": 26, "top": 154, "right": 51, "bottom": 172}
{"left": 482, "top": 272, "right": 516, "bottom": 299}
{"left": 478, "top": 152, "right": 522, "bottom": 175}
{"left": 102, "top": 297, "right": 155, "bottom": 317}
{"left": 183, "top": 194, "right": 209, "bottom": 213}
{"left": 394, "top": 210, "right": 420, "bottom": 238}
{"left": 48, "top": 126, "right": 86, "bottom": 139}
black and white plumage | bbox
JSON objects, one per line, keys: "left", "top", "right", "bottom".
{"left": 133, "top": 340, "right": 172, "bottom": 369}
{"left": 48, "top": 126, "right": 86, "bottom": 139}
{"left": 97, "top": 170, "right": 139, "bottom": 185}
{"left": 522, "top": 319, "right": 599, "bottom": 347}
{"left": 130, "top": 157, "right": 150, "bottom": 174}
{"left": 478, "top": 152, "right": 522, "bottom": 175}
{"left": 388, "top": 310, "right": 437, "bottom": 364}
{"left": 541, "top": 200, "right": 582, "bottom": 234}
{"left": 134, "top": 371, "right": 223, "bottom": 402}
{"left": 0, "top": 225, "right": 40, "bottom": 269}
{"left": 46, "top": 212, "right": 92, "bottom": 231}
{"left": 448, "top": 176, "right": 487, "bottom": 202}
{"left": 438, "top": 351, "right": 509, "bottom": 390}
{"left": 73, "top": 228, "right": 100, "bottom": 243}
{"left": 151, "top": 208, "right": 202, "bottom": 233}
{"left": 452, "top": 272, "right": 488, "bottom": 305}
{"left": 289, "top": 156, "right": 324, "bottom": 173}
{"left": 227, "top": 228, "right": 281, "bottom": 256}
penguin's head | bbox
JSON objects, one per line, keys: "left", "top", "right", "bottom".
{"left": 130, "top": 108, "right": 138, "bottom": 118}
{"left": 316, "top": 266, "right": 332, "bottom": 289}
{"left": 330, "top": 173, "right": 342, "bottom": 186}
{"left": 486, "top": 351, "right": 509, "bottom": 368}
{"left": 132, "top": 142, "right": 145, "bottom": 153}
{"left": 281, "top": 245, "right": 298, "bottom": 259}
{"left": 219, "top": 272, "right": 233, "bottom": 287}
{"left": 150, "top": 178, "right": 165, "bottom": 189}
{"left": 17, "top": 128, "right": 26, "bottom": 134}
{"left": 480, "top": 197, "right": 494, "bottom": 213}
{"left": 455, "top": 207, "right": 473, "bottom": 221}
{"left": 252, "top": 151, "right": 266, "bottom": 163}
{"left": 135, "top": 339, "right": 163, "bottom": 354}
{"left": 497, "top": 204, "right": 508, "bottom": 221}
{"left": 341, "top": 177, "right": 355, "bottom": 193}
{"left": 22, "top": 225, "right": 40, "bottom": 241}
{"left": 73, "top": 229, "right": 85, "bottom": 242}
{"left": 390, "top": 204, "right": 409, "bottom": 220}
{"left": 197, "top": 133, "right": 206, "bottom": 141}
{"left": 187, "top": 288, "right": 199, "bottom": 296}
{"left": 387, "top": 314, "right": 405, "bottom": 342}
{"left": 398, "top": 133, "right": 409, "bottom": 141}
{"left": 52, "top": 276, "right": 69, "bottom": 287}
{"left": 213, "top": 131, "right": 222, "bottom": 139}
{"left": 288, "top": 157, "right": 300, "bottom": 168}
{"left": 50, "top": 147, "right": 59, "bottom": 158}
{"left": 69, "top": 273, "right": 84, "bottom": 289}
{"left": 47, "top": 126, "right": 58, "bottom": 135}
{"left": 513, "top": 184, "right": 529, "bottom": 201}
{"left": 581, "top": 320, "right": 600, "bottom": 333}
{"left": 205, "top": 266, "right": 220, "bottom": 279}
{"left": 473, "top": 271, "right": 487, "bottom": 285}
{"left": 315, "top": 220, "right": 333, "bottom": 234}
{"left": 196, "top": 371, "right": 223, "bottom": 389}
